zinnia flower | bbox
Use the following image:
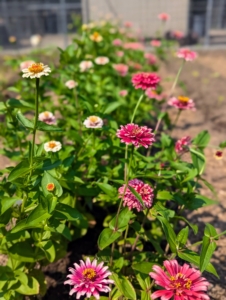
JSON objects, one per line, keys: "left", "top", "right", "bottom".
{"left": 64, "top": 258, "right": 114, "bottom": 299}
{"left": 146, "top": 89, "right": 165, "bottom": 101}
{"left": 144, "top": 53, "right": 157, "bottom": 65}
{"left": 116, "top": 51, "right": 124, "bottom": 57}
{"left": 94, "top": 56, "right": 109, "bottom": 65}
{"left": 44, "top": 141, "right": 62, "bottom": 152}
{"left": 214, "top": 150, "right": 223, "bottom": 160}
{"left": 132, "top": 72, "right": 160, "bottom": 90}
{"left": 113, "top": 64, "right": 129, "bottom": 76}
{"left": 123, "top": 42, "right": 144, "bottom": 51}
{"left": 173, "top": 30, "right": 184, "bottom": 39}
{"left": 79, "top": 60, "right": 93, "bottom": 72}
{"left": 83, "top": 116, "right": 103, "bottom": 128}
{"left": 119, "top": 90, "right": 128, "bottom": 97}
{"left": 90, "top": 32, "right": 103, "bottom": 42}
{"left": 150, "top": 259, "right": 210, "bottom": 300}
{"left": 177, "top": 48, "right": 197, "bottom": 61}
{"left": 168, "top": 96, "right": 196, "bottom": 110}
{"left": 65, "top": 80, "right": 78, "bottom": 89}
{"left": 30, "top": 34, "right": 42, "bottom": 47}
{"left": 112, "top": 39, "right": 122, "bottom": 46}
{"left": 151, "top": 40, "right": 161, "bottom": 47}
{"left": 39, "top": 111, "right": 56, "bottom": 125}
{"left": 22, "top": 63, "right": 51, "bottom": 79}
{"left": 158, "top": 13, "right": 170, "bottom": 21}
{"left": 117, "top": 123, "right": 155, "bottom": 148}
{"left": 175, "top": 136, "right": 192, "bottom": 154}
{"left": 46, "top": 183, "right": 55, "bottom": 191}
{"left": 128, "top": 61, "right": 143, "bottom": 70}
{"left": 124, "top": 21, "right": 133, "bottom": 28}
{"left": 118, "top": 179, "right": 154, "bottom": 212}
{"left": 20, "top": 60, "right": 35, "bottom": 71}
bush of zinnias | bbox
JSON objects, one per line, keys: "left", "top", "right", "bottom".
{"left": 0, "top": 17, "right": 225, "bottom": 300}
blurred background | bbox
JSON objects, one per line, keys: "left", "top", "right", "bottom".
{"left": 0, "top": 0, "right": 226, "bottom": 50}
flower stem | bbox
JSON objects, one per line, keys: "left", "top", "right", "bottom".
{"left": 130, "top": 93, "right": 144, "bottom": 123}
{"left": 169, "top": 60, "right": 185, "bottom": 96}
{"left": 171, "top": 109, "right": 182, "bottom": 130}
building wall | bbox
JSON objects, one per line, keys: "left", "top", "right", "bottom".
{"left": 82, "top": 0, "right": 190, "bottom": 37}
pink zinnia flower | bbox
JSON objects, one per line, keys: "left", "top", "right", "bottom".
{"left": 116, "top": 51, "right": 124, "bottom": 57}
{"left": 175, "top": 136, "right": 192, "bottom": 154}
{"left": 144, "top": 53, "right": 157, "bottom": 65}
{"left": 112, "top": 38, "right": 122, "bottom": 46}
{"left": 64, "top": 258, "right": 114, "bottom": 299}
{"left": 124, "top": 21, "right": 133, "bottom": 28}
{"left": 168, "top": 96, "right": 196, "bottom": 110}
{"left": 20, "top": 60, "right": 35, "bottom": 71}
{"left": 117, "top": 123, "right": 155, "bottom": 148}
{"left": 38, "top": 111, "right": 56, "bottom": 125}
{"left": 151, "top": 40, "right": 161, "bottom": 47}
{"left": 123, "top": 42, "right": 144, "bottom": 51}
{"left": 65, "top": 80, "right": 78, "bottom": 89}
{"left": 173, "top": 30, "right": 184, "bottom": 39}
{"left": 132, "top": 72, "right": 160, "bottom": 90}
{"left": 118, "top": 179, "right": 154, "bottom": 212}
{"left": 119, "top": 90, "right": 128, "bottom": 97}
{"left": 146, "top": 88, "right": 165, "bottom": 101}
{"left": 158, "top": 13, "right": 170, "bottom": 21}
{"left": 177, "top": 48, "right": 197, "bottom": 61}
{"left": 113, "top": 64, "right": 129, "bottom": 76}
{"left": 128, "top": 61, "right": 143, "bottom": 70}
{"left": 150, "top": 260, "right": 210, "bottom": 300}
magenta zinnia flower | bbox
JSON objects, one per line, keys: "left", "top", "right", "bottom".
{"left": 175, "top": 136, "right": 192, "bottom": 154}
{"left": 64, "top": 258, "right": 114, "bottom": 299}
{"left": 168, "top": 96, "right": 196, "bottom": 110}
{"left": 177, "top": 48, "right": 197, "bottom": 61}
{"left": 132, "top": 72, "right": 160, "bottom": 90}
{"left": 150, "top": 260, "right": 210, "bottom": 300}
{"left": 119, "top": 179, "right": 154, "bottom": 212}
{"left": 117, "top": 124, "right": 155, "bottom": 148}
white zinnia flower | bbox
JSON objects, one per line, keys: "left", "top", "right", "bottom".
{"left": 83, "top": 116, "right": 103, "bottom": 128}
{"left": 22, "top": 63, "right": 51, "bottom": 79}
{"left": 65, "top": 80, "right": 78, "bottom": 89}
{"left": 79, "top": 60, "right": 93, "bottom": 72}
{"left": 44, "top": 141, "right": 62, "bottom": 152}
{"left": 38, "top": 111, "right": 56, "bottom": 125}
{"left": 30, "top": 34, "right": 42, "bottom": 47}
{"left": 20, "top": 60, "right": 35, "bottom": 71}
{"left": 94, "top": 56, "right": 109, "bottom": 65}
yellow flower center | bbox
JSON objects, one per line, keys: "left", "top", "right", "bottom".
{"left": 93, "top": 32, "right": 100, "bottom": 38}
{"left": 46, "top": 183, "right": 55, "bottom": 191}
{"left": 178, "top": 96, "right": 189, "bottom": 103}
{"left": 82, "top": 268, "right": 96, "bottom": 280}
{"left": 169, "top": 272, "right": 192, "bottom": 292}
{"left": 89, "top": 116, "right": 99, "bottom": 123}
{"left": 48, "top": 142, "right": 57, "bottom": 149}
{"left": 44, "top": 111, "right": 50, "bottom": 117}
{"left": 28, "top": 63, "right": 44, "bottom": 74}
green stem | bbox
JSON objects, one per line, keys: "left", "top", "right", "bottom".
{"left": 169, "top": 60, "right": 185, "bottom": 96}
{"left": 122, "top": 225, "right": 129, "bottom": 254}
{"left": 171, "top": 109, "right": 182, "bottom": 131}
{"left": 130, "top": 93, "right": 144, "bottom": 123}
{"left": 29, "top": 78, "right": 40, "bottom": 177}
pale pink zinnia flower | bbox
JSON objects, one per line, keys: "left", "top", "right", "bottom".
{"left": 119, "top": 90, "right": 128, "bottom": 97}
{"left": 150, "top": 260, "right": 210, "bottom": 300}
{"left": 123, "top": 42, "right": 144, "bottom": 51}
{"left": 79, "top": 60, "right": 93, "bottom": 72}
{"left": 113, "top": 64, "right": 129, "bottom": 76}
{"left": 124, "top": 21, "right": 133, "bottom": 28}
{"left": 112, "top": 38, "right": 122, "bottom": 46}
{"left": 118, "top": 179, "right": 154, "bottom": 212}
{"left": 144, "top": 53, "right": 157, "bottom": 65}
{"left": 151, "top": 40, "right": 161, "bottom": 47}
{"left": 65, "top": 80, "right": 78, "bottom": 89}
{"left": 175, "top": 136, "right": 192, "bottom": 154}
{"left": 168, "top": 96, "right": 196, "bottom": 110}
{"left": 20, "top": 60, "right": 35, "bottom": 71}
{"left": 132, "top": 72, "right": 160, "bottom": 90}
{"left": 117, "top": 123, "right": 155, "bottom": 148}
{"left": 177, "top": 48, "right": 197, "bottom": 61}
{"left": 145, "top": 89, "right": 165, "bottom": 101}
{"left": 64, "top": 258, "right": 114, "bottom": 299}
{"left": 94, "top": 56, "right": 109, "bottom": 65}
{"left": 83, "top": 116, "right": 103, "bottom": 128}
{"left": 116, "top": 51, "right": 124, "bottom": 57}
{"left": 39, "top": 111, "right": 56, "bottom": 125}
{"left": 128, "top": 61, "right": 143, "bottom": 70}
{"left": 44, "top": 141, "right": 62, "bottom": 152}
{"left": 158, "top": 12, "right": 170, "bottom": 21}
{"left": 173, "top": 30, "right": 184, "bottom": 39}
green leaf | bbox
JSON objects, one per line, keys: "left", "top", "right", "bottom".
{"left": 0, "top": 197, "right": 20, "bottom": 215}
{"left": 15, "top": 275, "right": 39, "bottom": 295}
{"left": 16, "top": 112, "right": 34, "bottom": 129}
{"left": 200, "top": 224, "right": 217, "bottom": 272}
{"left": 121, "top": 276, "right": 136, "bottom": 300}
{"left": 173, "top": 216, "right": 198, "bottom": 234}
{"left": 128, "top": 186, "right": 145, "bottom": 208}
{"left": 98, "top": 228, "right": 121, "bottom": 250}
{"left": 8, "top": 242, "right": 43, "bottom": 262}
{"left": 193, "top": 130, "right": 210, "bottom": 148}
{"left": 96, "top": 182, "right": 117, "bottom": 197}
{"left": 156, "top": 190, "right": 173, "bottom": 201}
{"left": 219, "top": 141, "right": 226, "bottom": 149}
{"left": 190, "top": 148, "right": 206, "bottom": 175}
{"left": 103, "top": 102, "right": 122, "bottom": 114}
{"left": 39, "top": 240, "right": 56, "bottom": 262}
{"left": 54, "top": 203, "right": 80, "bottom": 221}
{"left": 136, "top": 273, "right": 151, "bottom": 291}
{"left": 156, "top": 216, "right": 178, "bottom": 253}
{"left": 141, "top": 291, "right": 151, "bottom": 300}
{"left": 36, "top": 121, "right": 63, "bottom": 132}
{"left": 41, "top": 171, "right": 63, "bottom": 197}
{"left": 7, "top": 98, "right": 34, "bottom": 109}
{"left": 177, "top": 227, "right": 189, "bottom": 247}
{"left": 109, "top": 208, "right": 133, "bottom": 231}
{"left": 132, "top": 262, "right": 156, "bottom": 274}
{"left": 8, "top": 159, "right": 31, "bottom": 182}
{"left": 154, "top": 202, "right": 175, "bottom": 219}
{"left": 47, "top": 219, "right": 71, "bottom": 240}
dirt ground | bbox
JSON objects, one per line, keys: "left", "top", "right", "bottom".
{"left": 1, "top": 50, "right": 226, "bottom": 299}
